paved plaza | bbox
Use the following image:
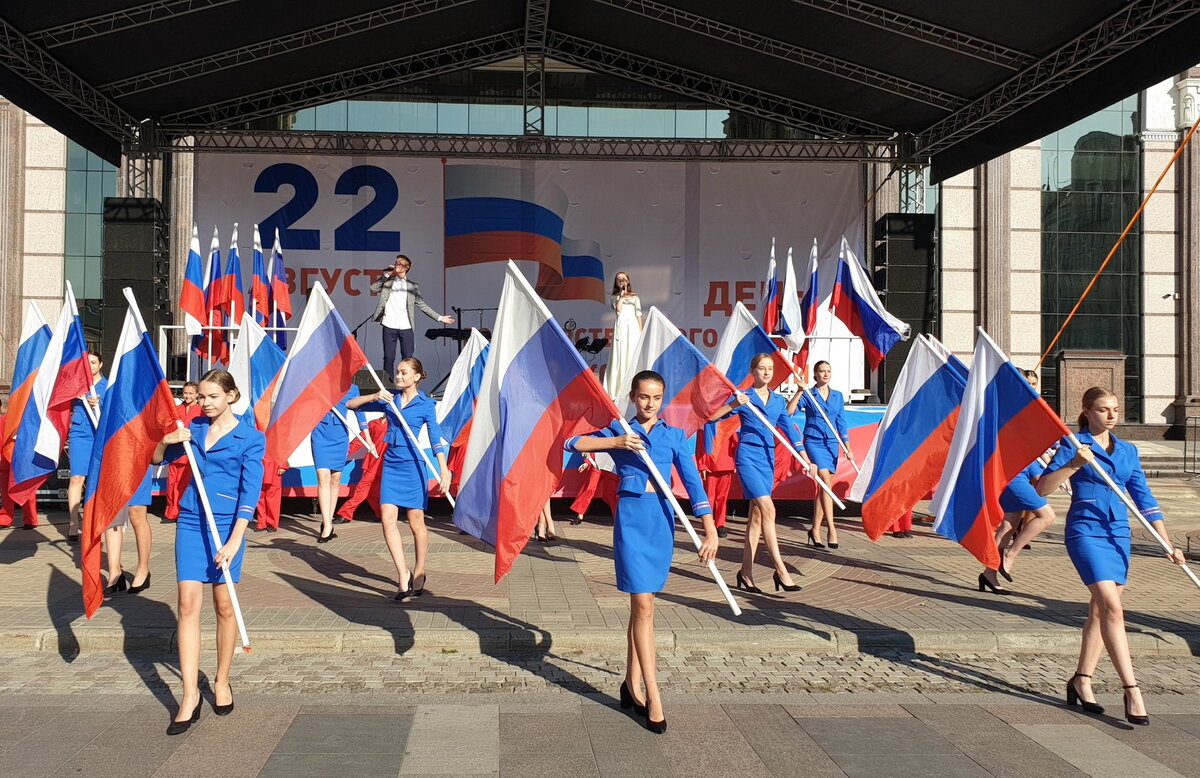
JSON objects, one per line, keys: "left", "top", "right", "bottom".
{"left": 2, "top": 475, "right": 1200, "bottom": 776}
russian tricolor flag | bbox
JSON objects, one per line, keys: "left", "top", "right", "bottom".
{"left": 196, "top": 227, "right": 229, "bottom": 364}
{"left": 628, "top": 307, "right": 735, "bottom": 438}
{"left": 536, "top": 237, "right": 606, "bottom": 304}
{"left": 2, "top": 304, "right": 51, "bottom": 474}
{"left": 81, "top": 289, "right": 180, "bottom": 617}
{"left": 264, "top": 284, "right": 369, "bottom": 465}
{"left": 250, "top": 223, "right": 271, "bottom": 328}
{"left": 12, "top": 284, "right": 93, "bottom": 504}
{"left": 712, "top": 302, "right": 791, "bottom": 389}
{"left": 761, "top": 239, "right": 783, "bottom": 338}
{"left": 228, "top": 315, "right": 287, "bottom": 430}
{"left": 219, "top": 223, "right": 246, "bottom": 327}
{"left": 269, "top": 228, "right": 292, "bottom": 348}
{"left": 777, "top": 245, "right": 807, "bottom": 353}
{"left": 829, "top": 236, "right": 909, "bottom": 370}
{"left": 180, "top": 224, "right": 206, "bottom": 337}
{"left": 796, "top": 239, "right": 821, "bottom": 368}
{"left": 436, "top": 328, "right": 490, "bottom": 450}
{"left": 444, "top": 165, "right": 567, "bottom": 272}
{"left": 453, "top": 262, "right": 620, "bottom": 581}
{"left": 929, "top": 329, "right": 1068, "bottom": 568}
{"left": 850, "top": 336, "right": 965, "bottom": 540}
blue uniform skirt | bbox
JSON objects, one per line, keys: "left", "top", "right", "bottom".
{"left": 310, "top": 414, "right": 350, "bottom": 471}
{"left": 805, "top": 438, "right": 839, "bottom": 472}
{"left": 735, "top": 442, "right": 775, "bottom": 499}
{"left": 614, "top": 491, "right": 674, "bottom": 593}
{"left": 380, "top": 448, "right": 427, "bottom": 510}
{"left": 68, "top": 427, "right": 95, "bottom": 477}
{"left": 129, "top": 470, "right": 153, "bottom": 507}
{"left": 1066, "top": 532, "right": 1130, "bottom": 586}
{"left": 175, "top": 511, "right": 245, "bottom": 583}
{"left": 998, "top": 476, "right": 1048, "bottom": 513}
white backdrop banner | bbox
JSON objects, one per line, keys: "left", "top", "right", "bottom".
{"left": 193, "top": 155, "right": 866, "bottom": 394}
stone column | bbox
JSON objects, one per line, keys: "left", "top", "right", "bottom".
{"left": 975, "top": 155, "right": 1011, "bottom": 350}
{"left": 168, "top": 140, "right": 196, "bottom": 359}
{"left": 0, "top": 98, "right": 25, "bottom": 387}
{"left": 1173, "top": 69, "right": 1200, "bottom": 428}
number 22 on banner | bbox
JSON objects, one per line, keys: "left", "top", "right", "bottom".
{"left": 254, "top": 163, "right": 402, "bottom": 253}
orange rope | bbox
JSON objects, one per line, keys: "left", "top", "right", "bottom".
{"left": 1039, "top": 111, "right": 1200, "bottom": 369}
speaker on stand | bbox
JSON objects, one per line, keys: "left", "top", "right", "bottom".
{"left": 101, "top": 198, "right": 169, "bottom": 370}
{"left": 873, "top": 213, "right": 938, "bottom": 402}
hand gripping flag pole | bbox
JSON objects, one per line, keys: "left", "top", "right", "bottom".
{"left": 365, "top": 370, "right": 455, "bottom": 508}
{"left": 1063, "top": 430, "right": 1200, "bottom": 591}
{"left": 741, "top": 394, "right": 846, "bottom": 511}
{"left": 330, "top": 406, "right": 378, "bottom": 458}
{"left": 798, "top": 382, "right": 860, "bottom": 474}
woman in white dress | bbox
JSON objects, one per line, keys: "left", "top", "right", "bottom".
{"left": 603, "top": 271, "right": 643, "bottom": 400}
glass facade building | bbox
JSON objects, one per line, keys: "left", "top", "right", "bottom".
{"left": 65, "top": 140, "right": 117, "bottom": 342}
{"left": 1040, "top": 96, "right": 1143, "bottom": 421}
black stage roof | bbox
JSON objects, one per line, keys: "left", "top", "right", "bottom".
{"left": 2, "top": 1, "right": 1198, "bottom": 181}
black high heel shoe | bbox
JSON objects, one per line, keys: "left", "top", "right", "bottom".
{"left": 1065, "top": 673, "right": 1104, "bottom": 714}
{"left": 773, "top": 572, "right": 802, "bottom": 592}
{"left": 316, "top": 530, "right": 337, "bottom": 544}
{"left": 644, "top": 707, "right": 667, "bottom": 735}
{"left": 394, "top": 574, "right": 413, "bottom": 601}
{"left": 806, "top": 530, "right": 825, "bottom": 549}
{"left": 734, "top": 571, "right": 763, "bottom": 594}
{"left": 166, "top": 698, "right": 201, "bottom": 735}
{"left": 128, "top": 572, "right": 152, "bottom": 594}
{"left": 977, "top": 573, "right": 1009, "bottom": 595}
{"left": 411, "top": 574, "right": 426, "bottom": 597}
{"left": 997, "top": 548, "right": 1014, "bottom": 583}
{"left": 619, "top": 681, "right": 648, "bottom": 717}
{"left": 1124, "top": 684, "right": 1150, "bottom": 726}
{"left": 104, "top": 572, "right": 128, "bottom": 595}
{"left": 213, "top": 684, "right": 235, "bottom": 716}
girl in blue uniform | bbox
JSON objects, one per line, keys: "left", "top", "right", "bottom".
{"left": 710, "top": 354, "right": 808, "bottom": 594}
{"left": 349, "top": 358, "right": 450, "bottom": 600}
{"left": 793, "top": 361, "right": 851, "bottom": 549}
{"left": 567, "top": 370, "right": 718, "bottom": 734}
{"left": 66, "top": 354, "right": 105, "bottom": 542}
{"left": 1038, "top": 386, "right": 1185, "bottom": 726}
{"left": 311, "top": 385, "right": 360, "bottom": 543}
{"left": 153, "top": 369, "right": 265, "bottom": 735}
{"left": 980, "top": 370, "right": 1057, "bottom": 594}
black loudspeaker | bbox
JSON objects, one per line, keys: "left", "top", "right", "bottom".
{"left": 102, "top": 198, "right": 169, "bottom": 367}
{"left": 873, "top": 213, "right": 937, "bottom": 402}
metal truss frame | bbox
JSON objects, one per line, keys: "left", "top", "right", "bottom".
{"left": 787, "top": 0, "right": 1034, "bottom": 71}
{"left": 102, "top": 0, "right": 479, "bottom": 97}
{"left": 28, "top": 0, "right": 237, "bottom": 48}
{"left": 158, "top": 31, "right": 524, "bottom": 128}
{"left": 593, "top": 0, "right": 961, "bottom": 111}
{"left": 0, "top": 16, "right": 137, "bottom": 143}
{"left": 921, "top": 0, "right": 1200, "bottom": 157}
{"left": 545, "top": 32, "right": 892, "bottom": 138}
{"left": 523, "top": 0, "right": 550, "bottom": 135}
{"left": 174, "top": 130, "right": 897, "bottom": 162}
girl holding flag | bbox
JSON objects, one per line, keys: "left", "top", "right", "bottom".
{"left": 311, "top": 385, "right": 360, "bottom": 543}
{"left": 792, "top": 361, "right": 851, "bottom": 550}
{"left": 66, "top": 354, "right": 105, "bottom": 541}
{"left": 710, "top": 354, "right": 807, "bottom": 594}
{"left": 566, "top": 370, "right": 719, "bottom": 734}
{"left": 152, "top": 369, "right": 265, "bottom": 734}
{"left": 348, "top": 358, "right": 451, "bottom": 600}
{"left": 1038, "top": 387, "right": 1186, "bottom": 726}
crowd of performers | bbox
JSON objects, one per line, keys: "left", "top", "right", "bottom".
{"left": 4, "top": 331, "right": 1187, "bottom": 735}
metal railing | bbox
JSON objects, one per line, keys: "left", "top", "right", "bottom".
{"left": 157, "top": 324, "right": 299, "bottom": 383}
{"left": 1186, "top": 416, "right": 1200, "bottom": 477}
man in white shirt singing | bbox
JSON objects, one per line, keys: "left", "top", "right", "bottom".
{"left": 370, "top": 255, "right": 454, "bottom": 375}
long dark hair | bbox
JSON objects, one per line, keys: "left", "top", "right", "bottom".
{"left": 611, "top": 271, "right": 634, "bottom": 296}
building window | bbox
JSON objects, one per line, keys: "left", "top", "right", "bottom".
{"left": 1040, "top": 96, "right": 1142, "bottom": 422}
{"left": 65, "top": 141, "right": 116, "bottom": 345}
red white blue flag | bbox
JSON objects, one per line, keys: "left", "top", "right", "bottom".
{"left": 929, "top": 329, "right": 1068, "bottom": 568}
{"left": 269, "top": 228, "right": 291, "bottom": 348}
{"left": 81, "top": 290, "right": 180, "bottom": 617}
{"left": 196, "top": 227, "right": 229, "bottom": 364}
{"left": 628, "top": 307, "right": 735, "bottom": 439}
{"left": 2, "top": 304, "right": 52, "bottom": 481}
{"left": 435, "top": 328, "right": 490, "bottom": 450}
{"left": 250, "top": 224, "right": 271, "bottom": 328}
{"left": 180, "top": 224, "right": 206, "bottom": 337}
{"left": 851, "top": 336, "right": 965, "bottom": 540}
{"left": 453, "top": 262, "right": 620, "bottom": 581}
{"left": 829, "top": 236, "right": 909, "bottom": 370}
{"left": 712, "top": 302, "right": 790, "bottom": 389}
{"left": 218, "top": 223, "right": 245, "bottom": 328}
{"left": 265, "top": 284, "right": 368, "bottom": 465}
{"left": 761, "top": 239, "right": 784, "bottom": 338}
{"left": 228, "top": 315, "right": 287, "bottom": 430}
{"left": 796, "top": 239, "right": 821, "bottom": 369}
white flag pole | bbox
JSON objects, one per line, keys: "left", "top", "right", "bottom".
{"left": 739, "top": 400, "right": 846, "bottom": 510}
{"left": 799, "top": 383, "right": 860, "bottom": 474}
{"left": 614, "top": 416, "right": 742, "bottom": 617}
{"left": 365, "top": 370, "right": 455, "bottom": 508}
{"left": 330, "top": 406, "right": 378, "bottom": 458}
{"left": 1064, "top": 431, "right": 1200, "bottom": 590}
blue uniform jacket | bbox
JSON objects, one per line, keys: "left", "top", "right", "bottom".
{"left": 162, "top": 414, "right": 265, "bottom": 523}
{"left": 566, "top": 418, "right": 711, "bottom": 515}
{"left": 315, "top": 385, "right": 361, "bottom": 433}
{"left": 1045, "top": 430, "right": 1161, "bottom": 539}
{"left": 69, "top": 376, "right": 108, "bottom": 443}
{"left": 357, "top": 390, "right": 443, "bottom": 461}
{"left": 720, "top": 390, "right": 803, "bottom": 450}
{"left": 797, "top": 386, "right": 848, "bottom": 443}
